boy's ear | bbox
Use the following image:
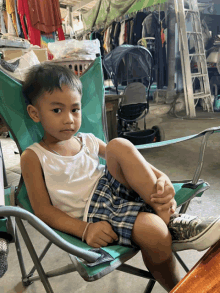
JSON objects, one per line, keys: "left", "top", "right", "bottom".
{"left": 27, "top": 105, "right": 40, "bottom": 122}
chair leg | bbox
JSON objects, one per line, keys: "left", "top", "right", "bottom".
{"left": 28, "top": 241, "right": 53, "bottom": 276}
{"left": 174, "top": 252, "right": 189, "bottom": 273}
{"left": 16, "top": 218, "right": 54, "bottom": 293}
{"left": 143, "top": 280, "right": 156, "bottom": 293}
{"left": 14, "top": 224, "right": 28, "bottom": 281}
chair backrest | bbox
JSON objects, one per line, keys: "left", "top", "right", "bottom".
{"left": 0, "top": 56, "right": 106, "bottom": 212}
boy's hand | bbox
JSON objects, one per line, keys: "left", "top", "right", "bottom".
{"left": 151, "top": 176, "right": 175, "bottom": 205}
{"left": 84, "top": 221, "right": 118, "bottom": 248}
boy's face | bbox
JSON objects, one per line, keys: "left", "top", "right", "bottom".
{"left": 27, "top": 85, "right": 82, "bottom": 142}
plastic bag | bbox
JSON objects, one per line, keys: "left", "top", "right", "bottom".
{"left": 0, "top": 50, "right": 40, "bottom": 81}
{"left": 48, "top": 39, "right": 100, "bottom": 60}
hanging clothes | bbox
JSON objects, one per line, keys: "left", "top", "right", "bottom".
{"left": 112, "top": 21, "right": 121, "bottom": 48}
{"left": 41, "top": 32, "right": 56, "bottom": 60}
{"left": 2, "top": 10, "right": 8, "bottom": 32}
{"left": 27, "top": 0, "right": 63, "bottom": 34}
{"left": 119, "top": 20, "right": 126, "bottom": 46}
{"left": 17, "top": 0, "right": 64, "bottom": 47}
{"left": 124, "top": 20, "right": 129, "bottom": 44}
{"left": 109, "top": 21, "right": 116, "bottom": 51}
{"left": 142, "top": 11, "right": 167, "bottom": 89}
{"left": 6, "top": 0, "right": 17, "bottom": 35}
{"left": 7, "top": 11, "right": 16, "bottom": 35}
{"left": 129, "top": 19, "right": 134, "bottom": 45}
{"left": 132, "top": 11, "right": 148, "bottom": 45}
{"left": 14, "top": 0, "right": 22, "bottom": 37}
{"left": 17, "top": 0, "right": 41, "bottom": 46}
{"left": 0, "top": 10, "right": 7, "bottom": 33}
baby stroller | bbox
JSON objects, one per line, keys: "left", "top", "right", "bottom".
{"left": 103, "top": 45, "right": 164, "bottom": 145}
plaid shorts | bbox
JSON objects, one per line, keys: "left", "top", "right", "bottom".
{"left": 87, "top": 166, "right": 155, "bottom": 247}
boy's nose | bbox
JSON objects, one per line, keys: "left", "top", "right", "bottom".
{"left": 64, "top": 113, "right": 74, "bottom": 124}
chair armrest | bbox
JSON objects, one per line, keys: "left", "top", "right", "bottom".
{"left": 135, "top": 126, "right": 220, "bottom": 150}
{"left": 0, "top": 206, "right": 100, "bottom": 263}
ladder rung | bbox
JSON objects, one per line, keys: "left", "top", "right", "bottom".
{"left": 186, "top": 32, "right": 202, "bottom": 35}
{"left": 193, "top": 93, "right": 211, "bottom": 99}
{"left": 184, "top": 9, "right": 199, "bottom": 14}
{"left": 189, "top": 53, "right": 205, "bottom": 57}
{"left": 191, "top": 73, "right": 207, "bottom": 78}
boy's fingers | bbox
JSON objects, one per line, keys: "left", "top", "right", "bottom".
{"left": 171, "top": 200, "right": 177, "bottom": 212}
{"left": 157, "top": 201, "right": 172, "bottom": 211}
{"left": 151, "top": 194, "right": 173, "bottom": 204}
{"left": 106, "top": 229, "right": 118, "bottom": 241}
{"left": 102, "top": 222, "right": 118, "bottom": 241}
{"left": 101, "top": 233, "right": 115, "bottom": 243}
{"left": 156, "top": 180, "right": 165, "bottom": 195}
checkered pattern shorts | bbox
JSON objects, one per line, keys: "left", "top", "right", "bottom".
{"left": 87, "top": 166, "right": 155, "bottom": 247}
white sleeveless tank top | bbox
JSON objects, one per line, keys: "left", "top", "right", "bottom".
{"left": 27, "top": 133, "right": 105, "bottom": 220}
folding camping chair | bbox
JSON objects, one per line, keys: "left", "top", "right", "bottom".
{"left": 0, "top": 55, "right": 219, "bottom": 293}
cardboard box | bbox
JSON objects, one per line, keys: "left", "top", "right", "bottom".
{"left": 1, "top": 49, "right": 23, "bottom": 61}
{"left": 31, "top": 48, "right": 48, "bottom": 62}
{"left": 0, "top": 47, "right": 48, "bottom": 62}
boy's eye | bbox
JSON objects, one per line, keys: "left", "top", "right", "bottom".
{"left": 72, "top": 109, "right": 80, "bottom": 113}
{"left": 53, "top": 108, "right": 61, "bottom": 113}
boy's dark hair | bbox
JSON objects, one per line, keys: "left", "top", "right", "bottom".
{"left": 22, "top": 63, "right": 82, "bottom": 105}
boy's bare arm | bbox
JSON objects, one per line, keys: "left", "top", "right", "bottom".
{"left": 97, "top": 138, "right": 107, "bottom": 159}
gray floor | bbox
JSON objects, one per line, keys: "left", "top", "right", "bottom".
{"left": 1, "top": 108, "right": 220, "bottom": 293}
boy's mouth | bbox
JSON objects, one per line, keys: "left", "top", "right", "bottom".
{"left": 60, "top": 129, "right": 74, "bottom": 132}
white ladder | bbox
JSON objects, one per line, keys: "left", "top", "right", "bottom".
{"left": 174, "top": 0, "right": 213, "bottom": 117}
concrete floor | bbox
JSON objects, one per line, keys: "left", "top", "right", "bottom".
{"left": 1, "top": 107, "right": 220, "bottom": 293}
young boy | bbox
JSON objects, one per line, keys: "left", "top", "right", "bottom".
{"left": 20, "top": 63, "right": 220, "bottom": 292}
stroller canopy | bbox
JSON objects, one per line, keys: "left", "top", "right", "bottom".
{"left": 103, "top": 45, "right": 153, "bottom": 89}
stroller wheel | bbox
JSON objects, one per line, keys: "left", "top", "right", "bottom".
{"left": 152, "top": 126, "right": 165, "bottom": 142}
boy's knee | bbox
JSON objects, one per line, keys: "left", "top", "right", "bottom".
{"left": 106, "top": 138, "right": 134, "bottom": 156}
{"left": 132, "top": 212, "right": 172, "bottom": 253}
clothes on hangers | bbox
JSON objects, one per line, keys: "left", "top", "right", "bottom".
{"left": 119, "top": 20, "right": 125, "bottom": 45}
{"left": 79, "top": 8, "right": 168, "bottom": 88}
{"left": 17, "top": 0, "right": 41, "bottom": 46}
{"left": 112, "top": 21, "right": 121, "bottom": 48}
{"left": 133, "top": 11, "right": 148, "bottom": 45}
{"left": 0, "top": 10, "right": 6, "bottom": 33}
{"left": 27, "top": 0, "right": 62, "bottom": 34}
{"left": 109, "top": 21, "right": 116, "bottom": 51}
{"left": 6, "top": 0, "right": 17, "bottom": 35}
{"left": 17, "top": 0, "right": 64, "bottom": 48}
{"left": 14, "top": 0, "right": 22, "bottom": 37}
{"left": 129, "top": 19, "right": 134, "bottom": 45}
{"left": 142, "top": 11, "right": 167, "bottom": 89}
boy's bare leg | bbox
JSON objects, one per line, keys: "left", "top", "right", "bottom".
{"left": 132, "top": 212, "right": 181, "bottom": 291}
{"left": 106, "top": 138, "right": 171, "bottom": 224}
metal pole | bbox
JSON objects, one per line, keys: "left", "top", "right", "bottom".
{"left": 167, "top": 0, "right": 176, "bottom": 93}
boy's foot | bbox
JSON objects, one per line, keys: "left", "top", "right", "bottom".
{"left": 168, "top": 214, "right": 220, "bottom": 252}
{"left": 0, "top": 238, "right": 9, "bottom": 278}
